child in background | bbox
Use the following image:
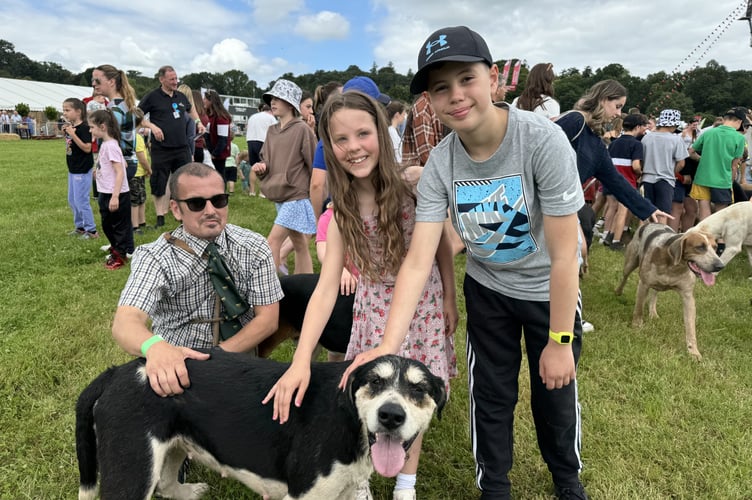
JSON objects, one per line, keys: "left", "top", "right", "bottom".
{"left": 237, "top": 150, "right": 252, "bottom": 195}
{"left": 61, "top": 98, "right": 98, "bottom": 239}
{"left": 131, "top": 127, "right": 152, "bottom": 235}
{"left": 264, "top": 91, "right": 457, "bottom": 500}
{"left": 89, "top": 109, "right": 133, "bottom": 270}
{"left": 341, "top": 26, "right": 588, "bottom": 500}
{"left": 225, "top": 140, "right": 240, "bottom": 194}
{"left": 252, "top": 79, "right": 317, "bottom": 274}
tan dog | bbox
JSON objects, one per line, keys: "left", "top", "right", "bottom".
{"left": 615, "top": 224, "right": 724, "bottom": 360}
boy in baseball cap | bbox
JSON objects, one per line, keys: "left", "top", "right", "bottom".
{"left": 362, "top": 26, "right": 589, "bottom": 499}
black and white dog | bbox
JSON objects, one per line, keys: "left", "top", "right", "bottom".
{"left": 76, "top": 350, "right": 446, "bottom": 499}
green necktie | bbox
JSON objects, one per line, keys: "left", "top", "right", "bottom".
{"left": 204, "top": 242, "right": 249, "bottom": 341}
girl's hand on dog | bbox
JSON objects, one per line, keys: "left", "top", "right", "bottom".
{"left": 338, "top": 346, "right": 391, "bottom": 390}
{"left": 262, "top": 362, "right": 311, "bottom": 424}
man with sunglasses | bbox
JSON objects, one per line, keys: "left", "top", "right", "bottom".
{"left": 112, "top": 162, "right": 283, "bottom": 398}
{"left": 138, "top": 65, "right": 205, "bottom": 229}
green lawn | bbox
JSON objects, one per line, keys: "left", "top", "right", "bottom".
{"left": 0, "top": 138, "right": 750, "bottom": 498}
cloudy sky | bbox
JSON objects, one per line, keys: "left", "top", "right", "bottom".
{"left": 1, "top": 0, "right": 749, "bottom": 89}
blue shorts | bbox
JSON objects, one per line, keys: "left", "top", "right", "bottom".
{"left": 642, "top": 180, "right": 673, "bottom": 214}
{"left": 274, "top": 199, "right": 317, "bottom": 235}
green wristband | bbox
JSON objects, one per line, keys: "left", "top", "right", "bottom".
{"left": 140, "top": 335, "right": 164, "bottom": 357}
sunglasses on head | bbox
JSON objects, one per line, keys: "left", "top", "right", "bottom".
{"left": 175, "top": 194, "right": 230, "bottom": 211}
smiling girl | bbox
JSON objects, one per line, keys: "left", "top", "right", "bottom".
{"left": 264, "top": 91, "right": 458, "bottom": 500}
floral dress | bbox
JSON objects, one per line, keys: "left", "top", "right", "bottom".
{"left": 345, "top": 202, "right": 457, "bottom": 389}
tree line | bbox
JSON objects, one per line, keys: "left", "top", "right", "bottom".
{"left": 2, "top": 39, "right": 750, "bottom": 121}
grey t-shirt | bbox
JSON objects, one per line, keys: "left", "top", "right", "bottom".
{"left": 416, "top": 104, "right": 583, "bottom": 301}
{"left": 640, "top": 131, "right": 689, "bottom": 184}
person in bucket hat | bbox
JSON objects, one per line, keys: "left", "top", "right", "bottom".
{"left": 341, "top": 26, "right": 589, "bottom": 500}
{"left": 641, "top": 109, "right": 689, "bottom": 224}
{"left": 253, "top": 78, "right": 318, "bottom": 274}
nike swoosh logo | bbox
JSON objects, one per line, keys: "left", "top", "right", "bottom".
{"left": 562, "top": 189, "right": 579, "bottom": 201}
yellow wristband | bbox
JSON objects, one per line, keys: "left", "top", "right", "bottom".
{"left": 140, "top": 335, "right": 164, "bottom": 357}
{"left": 548, "top": 330, "right": 574, "bottom": 345}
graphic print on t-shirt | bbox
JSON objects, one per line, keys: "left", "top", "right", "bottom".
{"left": 455, "top": 175, "right": 537, "bottom": 264}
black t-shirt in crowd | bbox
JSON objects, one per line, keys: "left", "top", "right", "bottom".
{"left": 66, "top": 123, "right": 93, "bottom": 174}
{"left": 138, "top": 87, "right": 193, "bottom": 150}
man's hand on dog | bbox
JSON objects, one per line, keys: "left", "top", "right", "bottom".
{"left": 262, "top": 362, "right": 311, "bottom": 424}
{"left": 145, "top": 342, "right": 210, "bottom": 397}
{"left": 539, "top": 341, "right": 576, "bottom": 390}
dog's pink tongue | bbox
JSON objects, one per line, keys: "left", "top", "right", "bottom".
{"left": 700, "top": 269, "right": 716, "bottom": 286}
{"left": 371, "top": 434, "right": 405, "bottom": 477}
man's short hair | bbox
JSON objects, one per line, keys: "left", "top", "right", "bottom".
{"left": 169, "top": 162, "right": 222, "bottom": 199}
{"left": 158, "top": 65, "right": 176, "bottom": 78}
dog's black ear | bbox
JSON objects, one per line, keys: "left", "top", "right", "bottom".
{"left": 667, "top": 235, "right": 684, "bottom": 266}
{"left": 430, "top": 375, "right": 448, "bottom": 420}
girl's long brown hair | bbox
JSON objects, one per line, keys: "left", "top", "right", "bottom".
{"left": 574, "top": 79, "right": 627, "bottom": 136}
{"left": 517, "top": 63, "right": 555, "bottom": 112}
{"left": 318, "top": 91, "right": 415, "bottom": 280}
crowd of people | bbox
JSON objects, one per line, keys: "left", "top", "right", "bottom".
{"left": 61, "top": 24, "right": 752, "bottom": 500}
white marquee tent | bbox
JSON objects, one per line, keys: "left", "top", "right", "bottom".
{"left": 0, "top": 77, "right": 92, "bottom": 112}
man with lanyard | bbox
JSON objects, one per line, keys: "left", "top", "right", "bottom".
{"left": 139, "top": 65, "right": 205, "bottom": 229}
{"left": 112, "top": 162, "right": 283, "bottom": 397}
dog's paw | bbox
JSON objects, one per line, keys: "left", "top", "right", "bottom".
{"left": 157, "top": 482, "right": 209, "bottom": 500}
{"left": 688, "top": 348, "right": 703, "bottom": 361}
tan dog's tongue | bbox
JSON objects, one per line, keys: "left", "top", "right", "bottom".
{"left": 699, "top": 269, "right": 716, "bottom": 286}
{"left": 370, "top": 434, "right": 405, "bottom": 477}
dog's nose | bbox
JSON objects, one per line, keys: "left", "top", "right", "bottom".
{"left": 378, "top": 403, "right": 406, "bottom": 430}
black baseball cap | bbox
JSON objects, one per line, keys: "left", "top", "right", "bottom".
{"left": 410, "top": 26, "right": 493, "bottom": 95}
{"left": 724, "top": 106, "right": 750, "bottom": 127}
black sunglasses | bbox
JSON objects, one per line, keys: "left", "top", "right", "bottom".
{"left": 175, "top": 194, "right": 229, "bottom": 211}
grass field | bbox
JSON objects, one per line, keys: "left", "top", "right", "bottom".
{"left": 1, "top": 138, "right": 751, "bottom": 499}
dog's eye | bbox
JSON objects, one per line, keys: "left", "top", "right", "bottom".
{"left": 408, "top": 383, "right": 426, "bottom": 399}
{"left": 369, "top": 376, "right": 385, "bottom": 389}
{"left": 697, "top": 244, "right": 707, "bottom": 251}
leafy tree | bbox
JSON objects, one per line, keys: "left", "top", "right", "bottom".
{"left": 43, "top": 106, "right": 58, "bottom": 121}
{"left": 15, "top": 102, "right": 30, "bottom": 117}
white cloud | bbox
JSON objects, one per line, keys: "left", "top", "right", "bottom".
{"left": 294, "top": 11, "right": 350, "bottom": 41}
{"left": 190, "top": 39, "right": 287, "bottom": 87}
{"left": 253, "top": 0, "right": 304, "bottom": 23}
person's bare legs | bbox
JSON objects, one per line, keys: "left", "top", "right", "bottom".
{"left": 288, "top": 231, "right": 313, "bottom": 274}
{"left": 697, "top": 199, "right": 712, "bottom": 222}
{"left": 680, "top": 197, "right": 698, "bottom": 231}
{"left": 611, "top": 203, "right": 629, "bottom": 242}
{"left": 267, "top": 224, "right": 289, "bottom": 269}
{"left": 669, "top": 201, "right": 683, "bottom": 232}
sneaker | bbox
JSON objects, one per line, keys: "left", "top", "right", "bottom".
{"left": 354, "top": 481, "right": 373, "bottom": 500}
{"left": 582, "top": 320, "right": 595, "bottom": 333}
{"left": 393, "top": 489, "right": 416, "bottom": 500}
{"left": 80, "top": 231, "right": 100, "bottom": 240}
{"left": 609, "top": 241, "right": 624, "bottom": 251}
{"left": 100, "top": 244, "right": 112, "bottom": 252}
{"left": 593, "top": 218, "right": 604, "bottom": 230}
{"left": 601, "top": 232, "right": 614, "bottom": 246}
{"left": 68, "top": 228, "right": 85, "bottom": 236}
{"left": 555, "top": 482, "right": 589, "bottom": 500}
{"left": 104, "top": 253, "right": 127, "bottom": 270}
{"left": 133, "top": 227, "right": 144, "bottom": 236}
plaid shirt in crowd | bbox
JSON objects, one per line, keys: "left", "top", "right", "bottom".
{"left": 118, "top": 224, "right": 283, "bottom": 349}
{"left": 401, "top": 94, "right": 450, "bottom": 167}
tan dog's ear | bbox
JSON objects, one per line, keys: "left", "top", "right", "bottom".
{"left": 667, "top": 235, "right": 685, "bottom": 266}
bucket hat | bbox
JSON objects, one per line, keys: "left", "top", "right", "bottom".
{"left": 656, "top": 109, "right": 682, "bottom": 128}
{"left": 263, "top": 79, "right": 302, "bottom": 114}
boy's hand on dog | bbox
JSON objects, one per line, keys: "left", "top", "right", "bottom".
{"left": 145, "top": 342, "right": 211, "bottom": 397}
{"left": 539, "top": 342, "right": 576, "bottom": 390}
{"left": 262, "top": 362, "right": 311, "bottom": 424}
